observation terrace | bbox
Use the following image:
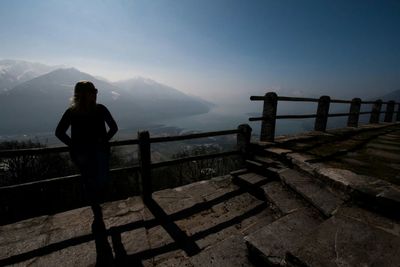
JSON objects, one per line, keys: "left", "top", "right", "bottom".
{"left": 0, "top": 93, "right": 399, "bottom": 266}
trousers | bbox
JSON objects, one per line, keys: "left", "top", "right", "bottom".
{"left": 71, "top": 147, "right": 110, "bottom": 204}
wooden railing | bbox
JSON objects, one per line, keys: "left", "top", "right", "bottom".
{"left": 249, "top": 92, "right": 400, "bottom": 141}
{"left": 0, "top": 124, "right": 252, "bottom": 199}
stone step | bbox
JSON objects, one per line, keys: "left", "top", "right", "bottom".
{"left": 262, "top": 181, "right": 308, "bottom": 216}
{"left": 262, "top": 147, "right": 293, "bottom": 164}
{"left": 245, "top": 209, "right": 323, "bottom": 266}
{"left": 253, "top": 156, "right": 287, "bottom": 173}
{"left": 245, "top": 160, "right": 281, "bottom": 179}
{"left": 334, "top": 205, "right": 400, "bottom": 237}
{"left": 231, "top": 172, "right": 270, "bottom": 201}
{"left": 245, "top": 159, "right": 263, "bottom": 169}
{"left": 230, "top": 168, "right": 249, "bottom": 177}
{"left": 233, "top": 172, "right": 269, "bottom": 186}
{"left": 286, "top": 213, "right": 400, "bottom": 267}
{"left": 279, "top": 169, "right": 344, "bottom": 217}
{"left": 189, "top": 235, "right": 252, "bottom": 266}
{"left": 253, "top": 155, "right": 284, "bottom": 167}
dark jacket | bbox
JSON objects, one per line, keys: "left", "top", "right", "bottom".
{"left": 55, "top": 104, "right": 118, "bottom": 154}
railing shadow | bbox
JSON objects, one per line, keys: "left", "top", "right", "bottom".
{"left": 0, "top": 186, "right": 269, "bottom": 266}
{"left": 91, "top": 204, "right": 114, "bottom": 266}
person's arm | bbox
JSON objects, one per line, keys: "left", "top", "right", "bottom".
{"left": 102, "top": 106, "right": 118, "bottom": 141}
{"left": 55, "top": 109, "right": 72, "bottom": 147}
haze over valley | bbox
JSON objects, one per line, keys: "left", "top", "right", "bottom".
{"left": 0, "top": 59, "right": 215, "bottom": 139}
{"left": 1, "top": 59, "right": 399, "bottom": 144}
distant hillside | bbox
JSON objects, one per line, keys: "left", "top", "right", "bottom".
{"left": 0, "top": 62, "right": 212, "bottom": 135}
{"left": 0, "top": 59, "right": 60, "bottom": 93}
{"left": 377, "top": 89, "right": 400, "bottom": 102}
{"left": 113, "top": 77, "right": 215, "bottom": 111}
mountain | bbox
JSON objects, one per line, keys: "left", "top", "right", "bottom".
{"left": 0, "top": 66, "right": 212, "bottom": 135}
{"left": 0, "top": 59, "right": 60, "bottom": 93}
{"left": 377, "top": 89, "right": 400, "bottom": 102}
{"left": 113, "top": 77, "right": 214, "bottom": 112}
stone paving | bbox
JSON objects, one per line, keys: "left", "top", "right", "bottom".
{"left": 0, "top": 176, "right": 277, "bottom": 266}
{"left": 267, "top": 123, "right": 400, "bottom": 219}
{"left": 1, "top": 123, "right": 400, "bottom": 267}
{"left": 326, "top": 129, "right": 400, "bottom": 185}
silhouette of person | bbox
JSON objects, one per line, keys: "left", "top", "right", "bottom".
{"left": 56, "top": 81, "right": 117, "bottom": 265}
{"left": 55, "top": 80, "right": 118, "bottom": 210}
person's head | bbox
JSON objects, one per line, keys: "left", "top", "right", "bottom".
{"left": 71, "top": 81, "right": 98, "bottom": 112}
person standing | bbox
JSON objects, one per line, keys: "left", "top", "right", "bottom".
{"left": 55, "top": 81, "right": 118, "bottom": 210}
{"left": 56, "top": 81, "right": 118, "bottom": 265}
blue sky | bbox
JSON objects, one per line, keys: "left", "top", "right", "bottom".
{"left": 0, "top": 0, "right": 399, "bottom": 102}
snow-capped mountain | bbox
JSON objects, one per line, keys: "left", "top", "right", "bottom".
{"left": 0, "top": 63, "right": 212, "bottom": 135}
{"left": 0, "top": 59, "right": 60, "bottom": 93}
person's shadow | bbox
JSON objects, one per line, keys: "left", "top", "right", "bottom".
{"left": 91, "top": 204, "right": 114, "bottom": 267}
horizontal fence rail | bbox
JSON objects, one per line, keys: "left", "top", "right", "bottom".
{"left": 249, "top": 92, "right": 400, "bottom": 141}
{"left": 149, "top": 129, "right": 240, "bottom": 143}
{"left": 0, "top": 125, "right": 252, "bottom": 200}
{"left": 0, "top": 139, "right": 141, "bottom": 158}
{"left": 251, "top": 95, "right": 396, "bottom": 105}
{"left": 0, "top": 125, "right": 252, "bottom": 224}
{"left": 137, "top": 125, "right": 251, "bottom": 199}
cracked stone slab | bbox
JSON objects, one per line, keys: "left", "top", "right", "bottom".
{"left": 143, "top": 250, "right": 190, "bottom": 267}
{"left": 0, "top": 215, "right": 50, "bottom": 259}
{"left": 176, "top": 192, "right": 263, "bottom": 237}
{"left": 274, "top": 131, "right": 334, "bottom": 144}
{"left": 26, "top": 240, "right": 98, "bottom": 267}
{"left": 253, "top": 156, "right": 279, "bottom": 165}
{"left": 375, "top": 139, "right": 400, "bottom": 146}
{"left": 307, "top": 138, "right": 362, "bottom": 155}
{"left": 245, "top": 209, "right": 322, "bottom": 266}
{"left": 280, "top": 169, "right": 344, "bottom": 217}
{"left": 237, "top": 172, "right": 268, "bottom": 185}
{"left": 102, "top": 197, "right": 145, "bottom": 229}
{"left": 152, "top": 188, "right": 199, "bottom": 216}
{"left": 286, "top": 152, "right": 320, "bottom": 175}
{"left": 189, "top": 235, "right": 252, "bottom": 266}
{"left": 364, "top": 148, "right": 400, "bottom": 161}
{"left": 152, "top": 177, "right": 238, "bottom": 216}
{"left": 366, "top": 143, "right": 400, "bottom": 151}
{"left": 334, "top": 206, "right": 400, "bottom": 237}
{"left": 316, "top": 167, "right": 379, "bottom": 192}
{"left": 262, "top": 181, "right": 308, "bottom": 215}
{"left": 287, "top": 214, "right": 400, "bottom": 267}
{"left": 253, "top": 156, "right": 286, "bottom": 170}
{"left": 264, "top": 147, "right": 293, "bottom": 156}
{"left": 119, "top": 227, "right": 150, "bottom": 255}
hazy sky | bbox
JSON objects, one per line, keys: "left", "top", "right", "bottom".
{"left": 0, "top": 0, "right": 399, "bottom": 103}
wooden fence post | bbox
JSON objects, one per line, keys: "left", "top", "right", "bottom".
{"left": 347, "top": 98, "right": 361, "bottom": 127}
{"left": 384, "top": 101, "right": 395, "bottom": 122}
{"left": 237, "top": 124, "right": 252, "bottom": 156}
{"left": 138, "top": 131, "right": 152, "bottom": 200}
{"left": 397, "top": 103, "right": 400, "bottom": 122}
{"left": 260, "top": 92, "right": 278, "bottom": 142}
{"left": 369, "top": 99, "right": 382, "bottom": 124}
{"left": 314, "top": 96, "right": 331, "bottom": 131}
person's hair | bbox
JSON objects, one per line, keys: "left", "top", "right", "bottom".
{"left": 70, "top": 81, "right": 98, "bottom": 112}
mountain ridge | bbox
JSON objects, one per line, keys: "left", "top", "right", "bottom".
{"left": 0, "top": 60, "right": 213, "bottom": 135}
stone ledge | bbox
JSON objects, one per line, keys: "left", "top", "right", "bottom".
{"left": 245, "top": 208, "right": 322, "bottom": 266}
{"left": 262, "top": 181, "right": 308, "bottom": 215}
{"left": 283, "top": 141, "right": 400, "bottom": 220}
{"left": 287, "top": 212, "right": 400, "bottom": 267}
{"left": 279, "top": 169, "right": 344, "bottom": 217}
{"left": 315, "top": 167, "right": 400, "bottom": 220}
{"left": 334, "top": 205, "right": 400, "bottom": 237}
